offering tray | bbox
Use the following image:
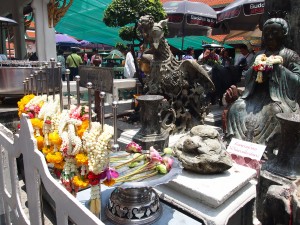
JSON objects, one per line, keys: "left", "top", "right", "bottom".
{"left": 106, "top": 151, "right": 182, "bottom": 225}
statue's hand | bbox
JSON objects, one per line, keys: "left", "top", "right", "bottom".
{"left": 223, "top": 85, "right": 239, "bottom": 106}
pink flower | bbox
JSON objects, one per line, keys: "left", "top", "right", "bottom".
{"left": 149, "top": 146, "right": 162, "bottom": 163}
{"left": 27, "top": 112, "right": 34, "bottom": 118}
{"left": 163, "top": 156, "right": 174, "bottom": 171}
{"left": 34, "top": 105, "right": 40, "bottom": 113}
{"left": 29, "top": 105, "right": 35, "bottom": 112}
{"left": 101, "top": 167, "right": 119, "bottom": 179}
{"left": 126, "top": 142, "right": 142, "bottom": 153}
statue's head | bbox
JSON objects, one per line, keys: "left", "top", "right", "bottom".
{"left": 263, "top": 17, "right": 288, "bottom": 51}
{"left": 150, "top": 19, "right": 168, "bottom": 49}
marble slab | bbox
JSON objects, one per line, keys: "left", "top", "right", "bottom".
{"left": 165, "top": 163, "right": 256, "bottom": 208}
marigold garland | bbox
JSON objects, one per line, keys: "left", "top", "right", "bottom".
{"left": 75, "top": 153, "right": 88, "bottom": 166}
{"left": 49, "top": 131, "right": 62, "bottom": 146}
{"left": 73, "top": 175, "right": 89, "bottom": 188}
{"left": 77, "top": 120, "right": 89, "bottom": 138}
{"left": 42, "top": 145, "right": 54, "bottom": 155}
{"left": 46, "top": 152, "right": 64, "bottom": 164}
{"left": 35, "top": 135, "right": 44, "bottom": 150}
{"left": 17, "top": 94, "right": 35, "bottom": 117}
{"left": 54, "top": 161, "right": 65, "bottom": 170}
{"left": 30, "top": 118, "right": 44, "bottom": 129}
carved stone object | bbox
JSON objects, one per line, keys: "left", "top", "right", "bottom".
{"left": 138, "top": 16, "right": 215, "bottom": 133}
{"left": 173, "top": 125, "right": 233, "bottom": 174}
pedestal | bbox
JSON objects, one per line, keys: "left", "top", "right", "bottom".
{"left": 133, "top": 130, "right": 169, "bottom": 151}
{"left": 155, "top": 164, "right": 257, "bottom": 225}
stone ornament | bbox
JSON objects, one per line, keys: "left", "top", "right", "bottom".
{"left": 173, "top": 125, "right": 233, "bottom": 174}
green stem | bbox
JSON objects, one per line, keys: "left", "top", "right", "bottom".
{"left": 114, "top": 155, "right": 144, "bottom": 169}
{"left": 116, "top": 162, "right": 151, "bottom": 181}
{"left": 117, "top": 171, "right": 158, "bottom": 183}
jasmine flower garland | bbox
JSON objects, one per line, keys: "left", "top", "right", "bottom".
{"left": 252, "top": 54, "right": 283, "bottom": 83}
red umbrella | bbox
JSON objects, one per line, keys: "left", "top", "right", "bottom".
{"left": 213, "top": 0, "right": 264, "bottom": 35}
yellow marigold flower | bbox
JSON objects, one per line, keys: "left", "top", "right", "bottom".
{"left": 35, "top": 135, "right": 44, "bottom": 150}
{"left": 46, "top": 152, "right": 63, "bottom": 164}
{"left": 30, "top": 118, "right": 43, "bottom": 129}
{"left": 73, "top": 176, "right": 89, "bottom": 188}
{"left": 49, "top": 131, "right": 62, "bottom": 146}
{"left": 77, "top": 120, "right": 89, "bottom": 138}
{"left": 42, "top": 145, "right": 53, "bottom": 154}
{"left": 75, "top": 153, "right": 88, "bottom": 166}
{"left": 54, "top": 161, "right": 65, "bottom": 170}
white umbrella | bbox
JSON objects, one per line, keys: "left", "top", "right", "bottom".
{"left": 163, "top": 0, "right": 217, "bottom": 49}
{"left": 213, "top": 0, "right": 264, "bottom": 35}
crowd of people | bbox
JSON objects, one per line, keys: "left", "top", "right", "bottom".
{"left": 56, "top": 43, "right": 255, "bottom": 85}
{"left": 182, "top": 44, "right": 255, "bottom": 72}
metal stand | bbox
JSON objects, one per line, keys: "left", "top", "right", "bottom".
{"left": 106, "top": 187, "right": 162, "bottom": 225}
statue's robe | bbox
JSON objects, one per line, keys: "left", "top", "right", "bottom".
{"left": 226, "top": 47, "right": 300, "bottom": 150}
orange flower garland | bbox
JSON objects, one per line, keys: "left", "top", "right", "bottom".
{"left": 42, "top": 145, "right": 53, "bottom": 155}
{"left": 46, "top": 152, "right": 64, "bottom": 164}
{"left": 49, "top": 131, "right": 62, "bottom": 146}
{"left": 17, "top": 94, "right": 35, "bottom": 117}
{"left": 35, "top": 136, "right": 44, "bottom": 150}
{"left": 54, "top": 161, "right": 65, "bottom": 170}
{"left": 75, "top": 153, "right": 88, "bottom": 166}
{"left": 73, "top": 175, "right": 89, "bottom": 188}
{"left": 77, "top": 120, "right": 89, "bottom": 138}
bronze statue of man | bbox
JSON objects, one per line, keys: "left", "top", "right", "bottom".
{"left": 226, "top": 17, "right": 300, "bottom": 155}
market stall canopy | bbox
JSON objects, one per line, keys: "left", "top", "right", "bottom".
{"left": 80, "top": 40, "right": 113, "bottom": 50}
{"left": 167, "top": 36, "right": 232, "bottom": 50}
{"left": 55, "top": 0, "right": 123, "bottom": 46}
{"left": 104, "top": 49, "right": 124, "bottom": 59}
{"left": 212, "top": 0, "right": 264, "bottom": 35}
{"left": 55, "top": 33, "right": 80, "bottom": 46}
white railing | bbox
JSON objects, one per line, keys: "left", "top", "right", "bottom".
{"left": 0, "top": 114, "right": 104, "bottom": 225}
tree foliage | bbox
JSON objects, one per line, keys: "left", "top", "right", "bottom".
{"left": 103, "top": 0, "right": 166, "bottom": 43}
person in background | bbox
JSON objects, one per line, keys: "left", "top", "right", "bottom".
{"left": 220, "top": 48, "right": 233, "bottom": 67}
{"left": 91, "top": 48, "right": 100, "bottom": 66}
{"left": 124, "top": 48, "right": 136, "bottom": 78}
{"left": 182, "top": 47, "right": 195, "bottom": 60}
{"left": 29, "top": 52, "right": 38, "bottom": 61}
{"left": 66, "top": 47, "right": 83, "bottom": 81}
{"left": 137, "top": 44, "right": 145, "bottom": 59}
{"left": 234, "top": 44, "right": 254, "bottom": 73}
{"left": 198, "top": 48, "right": 210, "bottom": 62}
{"left": 93, "top": 53, "right": 102, "bottom": 67}
{"left": 57, "top": 49, "right": 66, "bottom": 81}
{"left": 83, "top": 53, "right": 89, "bottom": 65}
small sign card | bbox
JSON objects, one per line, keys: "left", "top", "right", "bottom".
{"left": 227, "top": 138, "right": 266, "bottom": 172}
{"left": 227, "top": 138, "right": 266, "bottom": 160}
